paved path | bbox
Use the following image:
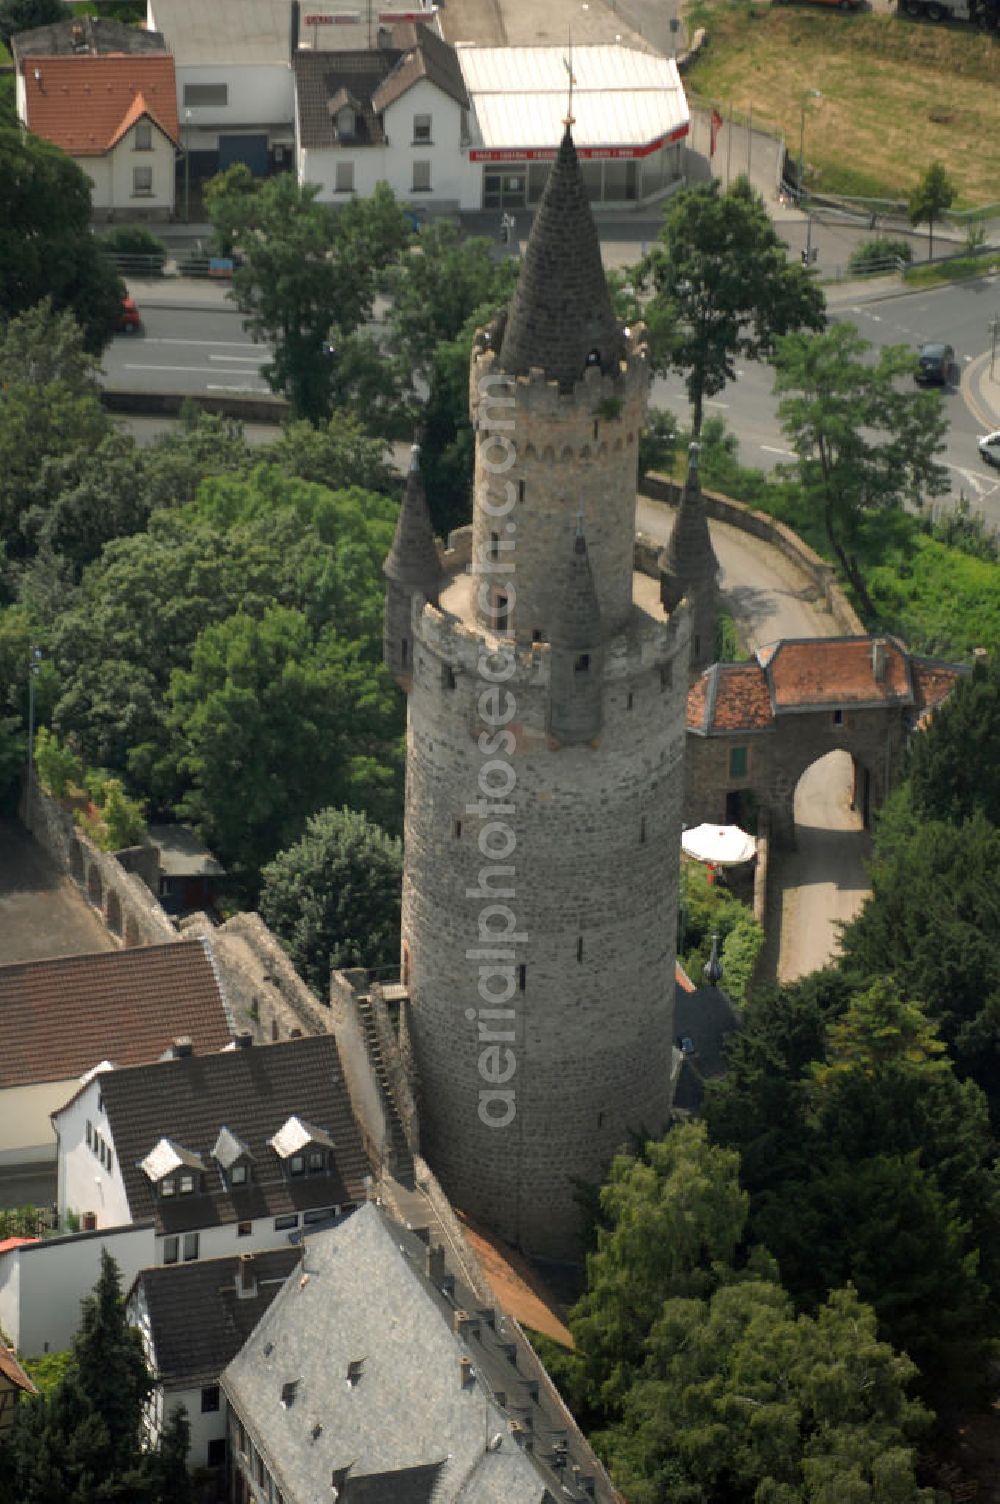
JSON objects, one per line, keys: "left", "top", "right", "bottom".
{"left": 0, "top": 816, "right": 114, "bottom": 965}
{"left": 639, "top": 494, "right": 872, "bottom": 982}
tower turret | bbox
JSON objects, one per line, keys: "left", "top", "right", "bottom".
{"left": 383, "top": 443, "right": 441, "bottom": 687}
{"left": 548, "top": 516, "right": 603, "bottom": 745}
{"left": 658, "top": 442, "right": 720, "bottom": 671}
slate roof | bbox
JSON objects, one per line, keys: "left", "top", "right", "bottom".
{"left": 498, "top": 125, "right": 623, "bottom": 393}
{"left": 223, "top": 1202, "right": 612, "bottom": 1503}
{"left": 147, "top": 825, "right": 225, "bottom": 879}
{"left": 0, "top": 939, "right": 233, "bottom": 1090}
{"left": 92, "top": 1036, "right": 371, "bottom": 1235}
{"left": 11, "top": 17, "right": 168, "bottom": 57}
{"left": 294, "top": 25, "right": 466, "bottom": 152}
{"left": 135, "top": 1248, "right": 301, "bottom": 1389}
{"left": 658, "top": 443, "right": 719, "bottom": 587}
{"left": 383, "top": 445, "right": 442, "bottom": 596}
{"left": 19, "top": 53, "right": 178, "bottom": 155}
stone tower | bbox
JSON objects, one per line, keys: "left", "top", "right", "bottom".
{"left": 658, "top": 442, "right": 720, "bottom": 673}
{"left": 386, "top": 126, "right": 691, "bottom": 1261}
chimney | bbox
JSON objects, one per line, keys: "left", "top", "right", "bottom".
{"left": 426, "top": 1243, "right": 445, "bottom": 1285}
{"left": 871, "top": 638, "right": 887, "bottom": 683}
{"left": 235, "top": 1031, "right": 253, "bottom": 1049}
{"left": 459, "top": 1356, "right": 474, "bottom": 1388}
{"left": 237, "top": 1252, "right": 257, "bottom": 1299}
{"left": 452, "top": 1309, "right": 480, "bottom": 1340}
{"left": 173, "top": 1036, "right": 193, "bottom": 1059}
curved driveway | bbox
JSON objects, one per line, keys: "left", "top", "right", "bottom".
{"left": 638, "top": 493, "right": 871, "bottom": 982}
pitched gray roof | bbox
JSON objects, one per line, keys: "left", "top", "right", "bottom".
{"left": 498, "top": 125, "right": 622, "bottom": 393}
{"left": 147, "top": 824, "right": 225, "bottom": 879}
{"left": 99, "top": 1036, "right": 371, "bottom": 1234}
{"left": 383, "top": 445, "right": 441, "bottom": 596}
{"left": 11, "top": 17, "right": 167, "bottom": 58}
{"left": 659, "top": 443, "right": 720, "bottom": 588}
{"left": 370, "top": 23, "right": 468, "bottom": 112}
{"left": 223, "top": 1203, "right": 606, "bottom": 1502}
{"left": 135, "top": 1248, "right": 301, "bottom": 1389}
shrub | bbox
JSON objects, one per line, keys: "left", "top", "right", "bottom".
{"left": 33, "top": 726, "right": 83, "bottom": 798}
{"left": 638, "top": 407, "right": 679, "bottom": 480}
{"left": 99, "top": 225, "right": 168, "bottom": 274}
{"left": 721, "top": 914, "right": 765, "bottom": 1005}
{"left": 847, "top": 237, "right": 913, "bottom": 275}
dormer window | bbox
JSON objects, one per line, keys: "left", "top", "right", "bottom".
{"left": 336, "top": 106, "right": 354, "bottom": 138}
{"left": 141, "top": 1137, "right": 204, "bottom": 1193}
{"left": 161, "top": 1178, "right": 176, "bottom": 1198}
{"left": 179, "top": 1173, "right": 195, "bottom": 1195}
{"left": 213, "top": 1126, "right": 255, "bottom": 1189}
{"left": 269, "top": 1116, "right": 336, "bottom": 1175}
{"left": 231, "top": 1163, "right": 248, "bottom": 1186}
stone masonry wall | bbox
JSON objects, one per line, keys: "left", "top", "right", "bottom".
{"left": 22, "top": 784, "right": 176, "bottom": 948}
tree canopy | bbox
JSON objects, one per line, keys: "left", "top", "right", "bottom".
{"left": 773, "top": 322, "right": 949, "bottom": 617}
{"left": 638, "top": 177, "right": 826, "bottom": 436}
{"left": 259, "top": 804, "right": 402, "bottom": 994}
{"left": 0, "top": 129, "right": 121, "bottom": 350}
{"left": 908, "top": 162, "right": 956, "bottom": 262}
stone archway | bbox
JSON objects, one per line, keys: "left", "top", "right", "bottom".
{"left": 86, "top": 865, "right": 103, "bottom": 911}
{"left": 106, "top": 888, "right": 123, "bottom": 937}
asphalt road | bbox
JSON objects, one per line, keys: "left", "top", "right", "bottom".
{"left": 107, "top": 275, "right": 1000, "bottom": 520}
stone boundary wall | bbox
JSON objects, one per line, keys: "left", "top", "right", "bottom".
{"left": 22, "top": 785, "right": 176, "bottom": 947}
{"left": 180, "top": 910, "right": 329, "bottom": 1043}
{"left": 641, "top": 473, "right": 865, "bottom": 637}
{"left": 411, "top": 1152, "right": 495, "bottom": 1306}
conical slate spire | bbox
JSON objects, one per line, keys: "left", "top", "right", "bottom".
{"left": 551, "top": 513, "right": 602, "bottom": 649}
{"left": 383, "top": 444, "right": 441, "bottom": 599}
{"left": 659, "top": 442, "right": 720, "bottom": 586}
{"left": 498, "top": 125, "right": 621, "bottom": 393}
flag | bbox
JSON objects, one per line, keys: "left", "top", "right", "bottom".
{"left": 710, "top": 108, "right": 724, "bottom": 159}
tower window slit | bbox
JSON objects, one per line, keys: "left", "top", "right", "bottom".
{"left": 518, "top": 964, "right": 526, "bottom": 992}
{"left": 577, "top": 936, "right": 583, "bottom": 964}
{"left": 489, "top": 531, "right": 500, "bottom": 561}
{"left": 640, "top": 816, "right": 647, "bottom": 844}
{"left": 493, "top": 589, "right": 510, "bottom": 632}
{"left": 442, "top": 664, "right": 456, "bottom": 691}
{"left": 627, "top": 692, "right": 634, "bottom": 711}
{"left": 518, "top": 479, "right": 525, "bottom": 503}
{"left": 660, "top": 665, "right": 671, "bottom": 692}
{"left": 453, "top": 819, "right": 462, "bottom": 839}
{"left": 400, "top": 638, "right": 408, "bottom": 667}
{"left": 593, "top": 419, "right": 599, "bottom": 442}
{"left": 574, "top": 653, "right": 590, "bottom": 673}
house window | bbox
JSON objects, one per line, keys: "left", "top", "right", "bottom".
{"left": 289, "top": 1154, "right": 305, "bottom": 1177}
{"left": 160, "top": 1178, "right": 175, "bottom": 1198}
{"left": 230, "top": 1164, "right": 247, "bottom": 1186}
{"left": 729, "top": 746, "right": 749, "bottom": 779}
{"left": 237, "top": 1220, "right": 253, "bottom": 1237}
{"left": 97, "top": 1094, "right": 103, "bottom": 1113}
{"left": 132, "top": 165, "right": 153, "bottom": 196}
{"left": 412, "top": 159, "right": 431, "bottom": 193}
{"left": 308, "top": 1149, "right": 325, "bottom": 1172}
{"left": 107, "top": 1151, "right": 114, "bottom": 1176}
{"left": 574, "top": 653, "right": 590, "bottom": 673}
{"left": 303, "top": 1206, "right": 334, "bottom": 1224}
{"left": 201, "top": 1385, "right": 221, "bottom": 1413}
{"left": 86, "top": 1120, "right": 92, "bottom": 1147}
{"left": 274, "top": 1213, "right": 299, "bottom": 1231}
{"left": 832, "top": 708, "right": 845, "bottom": 726}
{"left": 179, "top": 1173, "right": 194, "bottom": 1195}
{"left": 207, "top": 1438, "right": 226, "bottom": 1468}
{"left": 133, "top": 121, "right": 152, "bottom": 150}
{"left": 413, "top": 112, "right": 432, "bottom": 142}
{"left": 183, "top": 82, "right": 228, "bottom": 107}
{"left": 334, "top": 160, "right": 354, "bottom": 194}
{"left": 163, "top": 1236, "right": 179, "bottom": 1265}
{"left": 183, "top": 1233, "right": 200, "bottom": 1262}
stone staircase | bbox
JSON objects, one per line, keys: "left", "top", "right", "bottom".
{"left": 355, "top": 992, "right": 415, "bottom": 1190}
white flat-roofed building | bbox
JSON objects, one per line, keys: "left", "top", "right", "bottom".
{"left": 459, "top": 43, "right": 690, "bottom": 208}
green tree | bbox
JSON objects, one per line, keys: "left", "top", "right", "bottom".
{"left": 0, "top": 0, "right": 65, "bottom": 48}
{"left": 259, "top": 805, "right": 402, "bottom": 993}
{"left": 570, "top": 1122, "right": 749, "bottom": 1415}
{"left": 903, "top": 649, "right": 1000, "bottom": 827}
{"left": 772, "top": 323, "right": 949, "bottom": 616}
{"left": 908, "top": 162, "right": 956, "bottom": 262}
{"left": 638, "top": 177, "right": 825, "bottom": 436}
{"left": 205, "top": 172, "right": 410, "bottom": 420}
{"left": 602, "top": 1281, "right": 934, "bottom": 1504}
{"left": 166, "top": 605, "right": 402, "bottom": 887}
{"left": 0, "top": 129, "right": 122, "bottom": 350}
{"left": 270, "top": 414, "right": 397, "bottom": 495}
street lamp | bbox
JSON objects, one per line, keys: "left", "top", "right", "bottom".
{"left": 183, "top": 108, "right": 192, "bottom": 224}
{"left": 796, "top": 88, "right": 822, "bottom": 206}
{"left": 25, "top": 645, "right": 42, "bottom": 817}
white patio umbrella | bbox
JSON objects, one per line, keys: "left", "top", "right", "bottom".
{"left": 681, "top": 823, "right": 757, "bottom": 867}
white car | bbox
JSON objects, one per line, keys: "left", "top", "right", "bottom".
{"left": 979, "top": 431, "right": 1000, "bottom": 469}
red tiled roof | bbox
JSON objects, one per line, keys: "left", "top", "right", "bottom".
{"left": 0, "top": 1348, "right": 36, "bottom": 1395}
{"left": 765, "top": 637, "right": 911, "bottom": 709}
{"left": 0, "top": 940, "right": 233, "bottom": 1090}
{"left": 687, "top": 673, "right": 709, "bottom": 730}
{"left": 712, "top": 664, "right": 774, "bottom": 731}
{"left": 675, "top": 960, "right": 696, "bottom": 993}
{"left": 21, "top": 53, "right": 178, "bottom": 155}
{"left": 0, "top": 1237, "right": 39, "bottom": 1255}
{"left": 910, "top": 659, "right": 964, "bottom": 713}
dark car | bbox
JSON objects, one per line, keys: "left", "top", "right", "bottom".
{"left": 915, "top": 342, "right": 954, "bottom": 385}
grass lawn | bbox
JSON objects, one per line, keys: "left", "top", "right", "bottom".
{"left": 683, "top": 1, "right": 999, "bottom": 206}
